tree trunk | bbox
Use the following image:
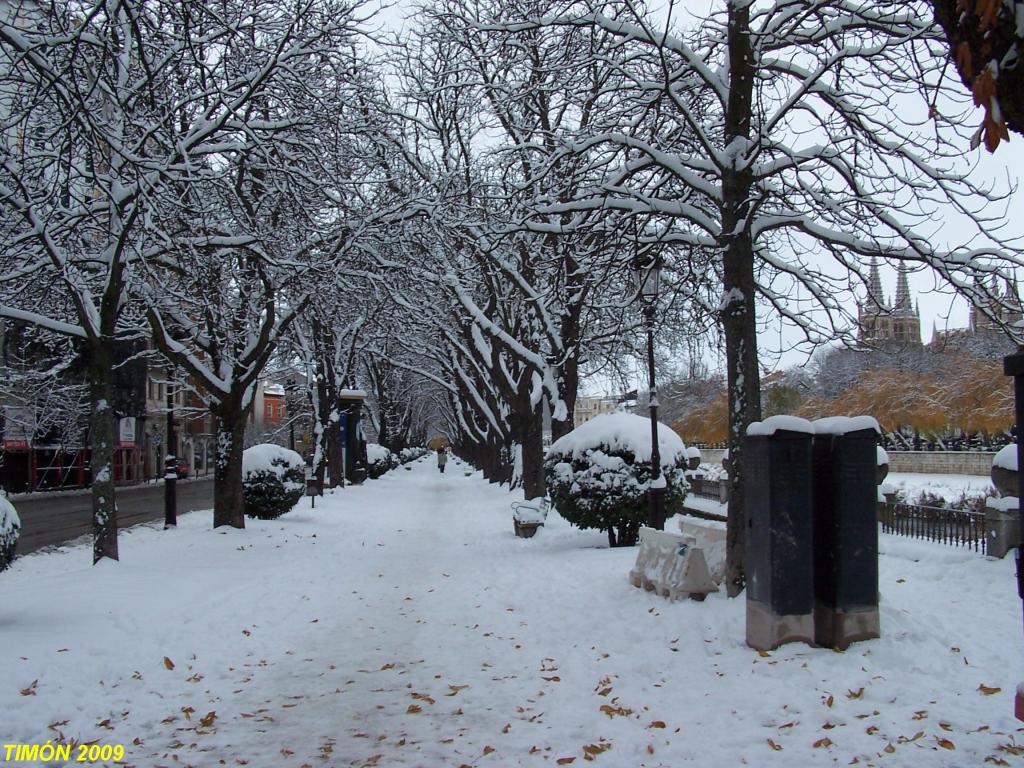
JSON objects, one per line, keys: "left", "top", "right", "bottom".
{"left": 325, "top": 415, "right": 343, "bottom": 488}
{"left": 89, "top": 342, "right": 118, "bottom": 563}
{"left": 721, "top": 0, "right": 761, "bottom": 598}
{"left": 521, "top": 405, "right": 546, "bottom": 500}
{"left": 213, "top": 403, "right": 247, "bottom": 529}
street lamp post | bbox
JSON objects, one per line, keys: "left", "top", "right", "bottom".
{"left": 634, "top": 255, "right": 666, "bottom": 530}
{"left": 164, "top": 370, "right": 177, "bottom": 528}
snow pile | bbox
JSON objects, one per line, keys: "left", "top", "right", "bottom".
{"left": 242, "top": 444, "right": 305, "bottom": 520}
{"left": 877, "top": 446, "right": 889, "bottom": 466}
{"left": 366, "top": 444, "right": 399, "bottom": 478}
{"left": 399, "top": 447, "right": 428, "bottom": 464}
{"left": 747, "top": 414, "right": 880, "bottom": 437}
{"left": 545, "top": 413, "right": 688, "bottom": 545}
{"left": 994, "top": 444, "right": 1017, "bottom": 471}
{"left": 547, "top": 412, "right": 686, "bottom": 465}
{"left": 242, "top": 444, "right": 304, "bottom": 481}
{"left": 0, "top": 495, "right": 19, "bottom": 572}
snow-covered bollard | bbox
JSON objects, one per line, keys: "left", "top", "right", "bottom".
{"left": 986, "top": 445, "right": 1019, "bottom": 560}
{"left": 512, "top": 499, "right": 548, "bottom": 538}
{"left": 0, "top": 495, "right": 20, "bottom": 572}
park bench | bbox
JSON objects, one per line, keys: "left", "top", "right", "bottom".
{"left": 629, "top": 526, "right": 718, "bottom": 601}
{"left": 511, "top": 498, "right": 549, "bottom": 538}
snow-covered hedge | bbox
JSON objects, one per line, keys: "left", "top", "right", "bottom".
{"left": 367, "top": 444, "right": 400, "bottom": 479}
{"left": 242, "top": 444, "right": 305, "bottom": 520}
{"left": 0, "top": 495, "right": 19, "bottom": 572}
{"left": 399, "top": 447, "right": 428, "bottom": 464}
{"left": 544, "top": 413, "right": 689, "bottom": 547}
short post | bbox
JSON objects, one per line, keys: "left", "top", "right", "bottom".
{"left": 1002, "top": 349, "right": 1024, "bottom": 720}
{"left": 306, "top": 478, "right": 320, "bottom": 509}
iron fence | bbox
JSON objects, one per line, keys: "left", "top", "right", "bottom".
{"left": 878, "top": 502, "right": 987, "bottom": 554}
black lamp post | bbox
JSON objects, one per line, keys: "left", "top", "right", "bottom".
{"left": 164, "top": 370, "right": 177, "bottom": 528}
{"left": 634, "top": 254, "right": 666, "bottom": 530}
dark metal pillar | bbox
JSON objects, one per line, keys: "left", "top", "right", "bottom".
{"left": 1003, "top": 349, "right": 1024, "bottom": 720}
{"left": 645, "top": 303, "right": 666, "bottom": 530}
{"left": 164, "top": 372, "right": 177, "bottom": 528}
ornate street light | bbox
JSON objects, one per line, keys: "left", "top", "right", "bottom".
{"left": 633, "top": 252, "right": 666, "bottom": 530}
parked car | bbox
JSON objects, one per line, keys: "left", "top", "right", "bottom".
{"left": 176, "top": 460, "right": 190, "bottom": 479}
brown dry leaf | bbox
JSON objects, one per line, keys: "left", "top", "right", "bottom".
{"left": 163, "top": 657, "right": 175, "bottom": 671}
{"left": 556, "top": 758, "right": 576, "bottom": 765}
{"left": 935, "top": 737, "right": 956, "bottom": 751}
{"left": 866, "top": 726, "right": 879, "bottom": 735}
{"left": 48, "top": 720, "right": 69, "bottom": 731}
{"left": 181, "top": 706, "right": 195, "bottom": 720}
{"left": 97, "top": 719, "right": 112, "bottom": 730}
{"left": 912, "top": 710, "right": 928, "bottom": 720}
{"left": 823, "top": 722, "right": 836, "bottom": 730}
{"left": 411, "top": 693, "right": 436, "bottom": 705}
{"left": 979, "top": 684, "right": 1002, "bottom": 696}
{"left": 381, "top": 663, "right": 395, "bottom": 671}
{"left": 447, "top": 684, "right": 469, "bottom": 696}
{"left": 599, "top": 704, "right": 633, "bottom": 718}
{"left": 767, "top": 738, "right": 783, "bottom": 751}
{"left": 199, "top": 711, "right": 217, "bottom": 728}
{"left": 502, "top": 723, "right": 511, "bottom": 734}
{"left": 778, "top": 722, "right": 796, "bottom": 729}
{"left": 883, "top": 742, "right": 896, "bottom": 754}
{"left": 825, "top": 695, "right": 834, "bottom": 708}
{"left": 406, "top": 704, "right": 422, "bottom": 714}
{"left": 847, "top": 688, "right": 864, "bottom": 700}
{"left": 985, "top": 757, "right": 1011, "bottom": 766}
{"left": 543, "top": 676, "right": 561, "bottom": 682}
{"left": 596, "top": 687, "right": 612, "bottom": 697}
{"left": 646, "top": 745, "right": 655, "bottom": 755}
{"left": 280, "top": 748, "right": 294, "bottom": 757}
{"left": 19, "top": 680, "right": 38, "bottom": 696}
{"left": 648, "top": 721, "right": 666, "bottom": 729}
{"left": 583, "top": 743, "right": 610, "bottom": 756}
{"left": 814, "top": 737, "right": 833, "bottom": 748}
{"left": 758, "top": 650, "right": 771, "bottom": 658}
{"left": 483, "top": 746, "right": 495, "bottom": 755}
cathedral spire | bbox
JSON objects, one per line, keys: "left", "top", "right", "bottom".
{"left": 894, "top": 263, "right": 912, "bottom": 313}
{"left": 867, "top": 258, "right": 886, "bottom": 308}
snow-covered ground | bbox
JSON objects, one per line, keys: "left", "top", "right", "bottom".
{"left": 1, "top": 459, "right": 1022, "bottom": 767}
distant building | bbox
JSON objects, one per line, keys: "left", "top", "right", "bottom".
{"left": 858, "top": 260, "right": 1021, "bottom": 349}
{"left": 573, "top": 395, "right": 619, "bottom": 428}
{"left": 858, "top": 260, "right": 922, "bottom": 346}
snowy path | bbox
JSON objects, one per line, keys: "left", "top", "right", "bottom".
{"left": 1, "top": 457, "right": 1023, "bottom": 767}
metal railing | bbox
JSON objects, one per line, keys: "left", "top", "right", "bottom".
{"left": 878, "top": 501, "right": 987, "bottom": 554}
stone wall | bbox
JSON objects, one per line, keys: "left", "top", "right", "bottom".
{"left": 885, "top": 451, "right": 994, "bottom": 476}
{"left": 698, "top": 448, "right": 994, "bottom": 476}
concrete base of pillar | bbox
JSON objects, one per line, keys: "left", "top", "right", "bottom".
{"left": 746, "top": 599, "right": 815, "bottom": 651}
{"left": 814, "top": 603, "right": 880, "bottom": 650}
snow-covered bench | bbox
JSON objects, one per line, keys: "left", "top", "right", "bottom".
{"left": 629, "top": 527, "right": 718, "bottom": 601}
{"left": 512, "top": 499, "right": 549, "bottom": 538}
{"left": 677, "top": 515, "right": 727, "bottom": 585}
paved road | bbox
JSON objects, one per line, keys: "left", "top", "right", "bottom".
{"left": 12, "top": 478, "right": 215, "bottom": 556}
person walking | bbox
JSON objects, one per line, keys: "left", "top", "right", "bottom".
{"left": 437, "top": 447, "right": 448, "bottom": 474}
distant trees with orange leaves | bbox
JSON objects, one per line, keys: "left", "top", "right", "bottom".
{"left": 667, "top": 348, "right": 1013, "bottom": 447}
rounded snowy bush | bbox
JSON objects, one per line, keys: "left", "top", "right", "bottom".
{"left": 242, "top": 444, "right": 305, "bottom": 520}
{"left": 0, "top": 495, "right": 20, "bottom": 572}
{"left": 544, "top": 413, "right": 689, "bottom": 547}
{"left": 367, "top": 443, "right": 399, "bottom": 479}
{"left": 399, "top": 447, "right": 428, "bottom": 464}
